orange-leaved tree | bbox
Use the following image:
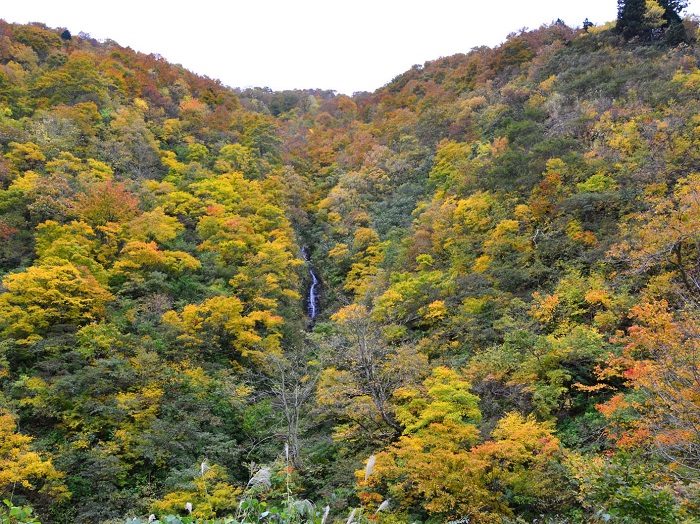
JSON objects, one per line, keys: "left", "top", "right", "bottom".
{"left": 605, "top": 174, "right": 700, "bottom": 472}
{"left": 599, "top": 299, "right": 700, "bottom": 474}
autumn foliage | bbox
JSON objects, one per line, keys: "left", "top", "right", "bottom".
{"left": 2, "top": 13, "right": 700, "bottom": 524}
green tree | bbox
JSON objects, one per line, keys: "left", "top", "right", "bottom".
{"left": 617, "top": 0, "right": 653, "bottom": 40}
{"left": 30, "top": 51, "right": 108, "bottom": 106}
{"left": 617, "top": 0, "right": 687, "bottom": 40}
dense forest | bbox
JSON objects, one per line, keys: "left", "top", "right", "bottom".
{"left": 2, "top": 2, "right": 700, "bottom": 523}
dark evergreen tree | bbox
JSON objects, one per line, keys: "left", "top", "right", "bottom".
{"left": 665, "top": 19, "right": 689, "bottom": 44}
{"left": 617, "top": 0, "right": 687, "bottom": 41}
{"left": 60, "top": 29, "right": 71, "bottom": 40}
{"left": 660, "top": 0, "right": 688, "bottom": 19}
{"left": 617, "top": 0, "right": 648, "bottom": 40}
{"left": 659, "top": 0, "right": 685, "bottom": 28}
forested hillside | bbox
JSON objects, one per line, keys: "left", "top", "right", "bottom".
{"left": 2, "top": 7, "right": 700, "bottom": 524}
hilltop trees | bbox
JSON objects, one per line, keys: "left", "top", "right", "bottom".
{"left": 617, "top": 0, "right": 688, "bottom": 41}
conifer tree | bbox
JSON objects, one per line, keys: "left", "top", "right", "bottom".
{"left": 617, "top": 0, "right": 650, "bottom": 40}
{"left": 617, "top": 0, "right": 687, "bottom": 41}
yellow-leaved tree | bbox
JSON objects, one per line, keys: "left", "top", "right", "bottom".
{"left": 162, "top": 295, "right": 283, "bottom": 364}
{"left": 360, "top": 367, "right": 572, "bottom": 522}
{"left": 151, "top": 462, "right": 241, "bottom": 519}
{"left": 0, "top": 261, "right": 113, "bottom": 344}
{"left": 0, "top": 409, "right": 68, "bottom": 502}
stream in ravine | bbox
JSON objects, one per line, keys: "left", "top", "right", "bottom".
{"left": 301, "top": 246, "right": 319, "bottom": 320}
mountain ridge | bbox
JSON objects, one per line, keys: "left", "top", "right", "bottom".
{"left": 1, "top": 14, "right": 700, "bottom": 524}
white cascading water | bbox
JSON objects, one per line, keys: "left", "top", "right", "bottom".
{"left": 308, "top": 264, "right": 318, "bottom": 320}
{"left": 301, "top": 247, "right": 319, "bottom": 320}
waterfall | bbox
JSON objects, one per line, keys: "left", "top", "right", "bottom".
{"left": 301, "top": 246, "right": 319, "bottom": 320}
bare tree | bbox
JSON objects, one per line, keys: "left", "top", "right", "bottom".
{"left": 261, "top": 348, "right": 321, "bottom": 469}
{"left": 317, "top": 304, "right": 428, "bottom": 439}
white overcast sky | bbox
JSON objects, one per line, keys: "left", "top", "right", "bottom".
{"left": 2, "top": 1, "right": 699, "bottom": 94}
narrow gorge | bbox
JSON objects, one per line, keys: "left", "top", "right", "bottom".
{"left": 301, "top": 246, "right": 319, "bottom": 321}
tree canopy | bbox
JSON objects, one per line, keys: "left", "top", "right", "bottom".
{"left": 2, "top": 11, "right": 700, "bottom": 524}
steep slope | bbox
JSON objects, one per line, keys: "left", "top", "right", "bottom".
{"left": 0, "top": 20, "right": 306, "bottom": 523}
{"left": 1, "top": 15, "right": 700, "bottom": 524}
